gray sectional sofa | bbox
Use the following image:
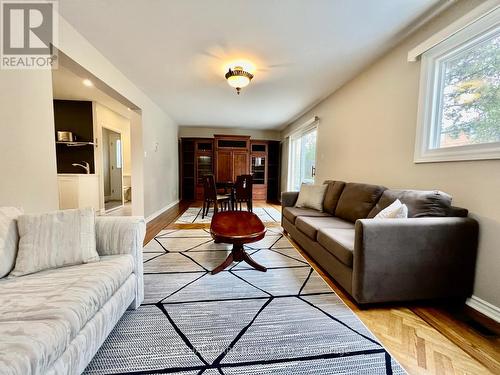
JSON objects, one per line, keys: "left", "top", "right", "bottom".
{"left": 282, "top": 181, "right": 478, "bottom": 304}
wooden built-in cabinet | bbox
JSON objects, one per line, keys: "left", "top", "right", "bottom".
{"left": 250, "top": 141, "right": 267, "bottom": 200}
{"left": 180, "top": 135, "right": 280, "bottom": 201}
{"left": 214, "top": 135, "right": 250, "bottom": 183}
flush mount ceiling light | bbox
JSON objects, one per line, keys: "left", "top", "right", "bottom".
{"left": 225, "top": 66, "right": 253, "bottom": 95}
{"left": 82, "top": 79, "right": 93, "bottom": 87}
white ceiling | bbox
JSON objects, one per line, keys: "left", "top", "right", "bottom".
{"left": 58, "top": 0, "right": 440, "bottom": 129}
{"left": 52, "top": 64, "right": 133, "bottom": 120}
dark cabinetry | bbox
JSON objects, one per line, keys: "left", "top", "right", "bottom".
{"left": 180, "top": 135, "right": 280, "bottom": 201}
{"left": 53, "top": 100, "right": 95, "bottom": 174}
{"left": 267, "top": 141, "right": 280, "bottom": 201}
{"left": 250, "top": 141, "right": 267, "bottom": 200}
{"left": 180, "top": 138, "right": 215, "bottom": 201}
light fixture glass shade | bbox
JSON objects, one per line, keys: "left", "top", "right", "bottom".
{"left": 227, "top": 75, "right": 250, "bottom": 88}
{"left": 225, "top": 66, "right": 253, "bottom": 94}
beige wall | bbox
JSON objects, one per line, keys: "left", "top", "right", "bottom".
{"left": 0, "top": 70, "right": 59, "bottom": 213}
{"left": 281, "top": 0, "right": 500, "bottom": 309}
{"left": 179, "top": 126, "right": 281, "bottom": 140}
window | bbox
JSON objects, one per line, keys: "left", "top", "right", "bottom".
{"left": 115, "top": 139, "right": 122, "bottom": 169}
{"left": 415, "top": 9, "right": 500, "bottom": 162}
{"left": 288, "top": 124, "right": 318, "bottom": 191}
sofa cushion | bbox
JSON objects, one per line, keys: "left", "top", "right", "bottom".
{"left": 0, "top": 255, "right": 134, "bottom": 374}
{"left": 335, "top": 183, "right": 386, "bottom": 222}
{"left": 282, "top": 207, "right": 331, "bottom": 224}
{"left": 0, "top": 207, "right": 23, "bottom": 278}
{"left": 295, "top": 216, "right": 354, "bottom": 240}
{"left": 11, "top": 208, "right": 100, "bottom": 277}
{"left": 317, "top": 228, "right": 355, "bottom": 266}
{"left": 0, "top": 255, "right": 133, "bottom": 358}
{"left": 367, "top": 189, "right": 452, "bottom": 218}
{"left": 322, "top": 181, "right": 346, "bottom": 214}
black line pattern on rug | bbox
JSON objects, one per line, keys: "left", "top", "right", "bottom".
{"left": 298, "top": 267, "right": 314, "bottom": 295}
{"left": 297, "top": 295, "right": 382, "bottom": 346}
{"left": 157, "top": 303, "right": 209, "bottom": 366}
{"left": 85, "top": 231, "right": 400, "bottom": 375}
{"left": 154, "top": 237, "right": 170, "bottom": 252}
{"left": 211, "top": 297, "right": 274, "bottom": 366}
{"left": 228, "top": 269, "right": 273, "bottom": 297}
{"left": 143, "top": 253, "right": 167, "bottom": 264}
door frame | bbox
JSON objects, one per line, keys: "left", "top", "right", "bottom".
{"left": 101, "top": 125, "right": 124, "bottom": 212}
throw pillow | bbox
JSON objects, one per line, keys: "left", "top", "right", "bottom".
{"left": 10, "top": 208, "right": 99, "bottom": 277}
{"left": 0, "top": 207, "right": 23, "bottom": 278}
{"left": 295, "top": 183, "right": 328, "bottom": 211}
{"left": 374, "top": 199, "right": 408, "bottom": 219}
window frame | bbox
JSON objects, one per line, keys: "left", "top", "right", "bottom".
{"left": 414, "top": 8, "right": 500, "bottom": 163}
{"left": 287, "top": 122, "right": 318, "bottom": 191}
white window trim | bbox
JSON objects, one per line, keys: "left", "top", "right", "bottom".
{"left": 287, "top": 117, "right": 319, "bottom": 191}
{"left": 414, "top": 7, "right": 500, "bottom": 163}
{"left": 408, "top": 0, "right": 499, "bottom": 62}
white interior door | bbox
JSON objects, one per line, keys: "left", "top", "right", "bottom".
{"left": 288, "top": 126, "right": 318, "bottom": 191}
{"left": 108, "top": 132, "right": 123, "bottom": 202}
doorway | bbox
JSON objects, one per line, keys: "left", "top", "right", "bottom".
{"left": 288, "top": 125, "right": 318, "bottom": 191}
{"left": 102, "top": 127, "right": 123, "bottom": 211}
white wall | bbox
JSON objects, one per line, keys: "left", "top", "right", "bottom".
{"left": 0, "top": 14, "right": 179, "bottom": 218}
{"left": 281, "top": 0, "right": 500, "bottom": 310}
{"left": 56, "top": 16, "right": 179, "bottom": 218}
{"left": 179, "top": 126, "right": 281, "bottom": 140}
{"left": 0, "top": 70, "right": 59, "bottom": 213}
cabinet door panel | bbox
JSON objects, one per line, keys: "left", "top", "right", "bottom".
{"left": 233, "top": 151, "right": 249, "bottom": 180}
{"left": 216, "top": 150, "right": 232, "bottom": 182}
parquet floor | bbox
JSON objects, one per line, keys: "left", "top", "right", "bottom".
{"left": 146, "top": 201, "right": 499, "bottom": 375}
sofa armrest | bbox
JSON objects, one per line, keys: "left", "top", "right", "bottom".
{"left": 95, "top": 216, "right": 146, "bottom": 309}
{"left": 352, "top": 217, "right": 478, "bottom": 304}
{"left": 281, "top": 191, "right": 299, "bottom": 208}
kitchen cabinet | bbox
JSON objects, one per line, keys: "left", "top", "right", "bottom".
{"left": 57, "top": 174, "right": 100, "bottom": 210}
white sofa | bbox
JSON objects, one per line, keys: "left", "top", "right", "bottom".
{"left": 0, "top": 216, "right": 146, "bottom": 375}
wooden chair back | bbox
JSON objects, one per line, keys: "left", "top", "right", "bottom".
{"left": 202, "top": 174, "right": 217, "bottom": 201}
{"left": 235, "top": 174, "right": 253, "bottom": 201}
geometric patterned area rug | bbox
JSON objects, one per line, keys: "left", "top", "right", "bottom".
{"left": 175, "top": 206, "right": 282, "bottom": 224}
{"left": 84, "top": 228, "right": 405, "bottom": 374}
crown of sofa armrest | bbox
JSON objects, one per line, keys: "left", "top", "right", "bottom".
{"left": 281, "top": 191, "right": 299, "bottom": 207}
{"left": 95, "top": 216, "right": 146, "bottom": 309}
{"left": 352, "top": 217, "right": 478, "bottom": 304}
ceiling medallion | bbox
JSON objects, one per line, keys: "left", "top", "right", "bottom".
{"left": 225, "top": 66, "right": 253, "bottom": 95}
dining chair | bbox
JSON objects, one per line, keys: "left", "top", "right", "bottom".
{"left": 234, "top": 174, "right": 253, "bottom": 212}
{"left": 202, "top": 175, "right": 231, "bottom": 218}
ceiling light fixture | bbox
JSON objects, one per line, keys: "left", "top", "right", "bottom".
{"left": 225, "top": 66, "right": 253, "bottom": 95}
{"left": 82, "top": 79, "right": 93, "bottom": 87}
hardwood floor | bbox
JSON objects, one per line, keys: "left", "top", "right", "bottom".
{"left": 145, "top": 200, "right": 499, "bottom": 375}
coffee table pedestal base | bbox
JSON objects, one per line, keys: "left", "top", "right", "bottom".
{"left": 211, "top": 244, "right": 267, "bottom": 275}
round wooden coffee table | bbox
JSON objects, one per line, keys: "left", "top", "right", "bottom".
{"left": 210, "top": 211, "right": 267, "bottom": 275}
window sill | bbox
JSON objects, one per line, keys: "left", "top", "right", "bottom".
{"left": 414, "top": 143, "right": 500, "bottom": 163}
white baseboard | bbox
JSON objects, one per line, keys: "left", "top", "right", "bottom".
{"left": 466, "top": 295, "right": 500, "bottom": 323}
{"left": 145, "top": 200, "right": 180, "bottom": 223}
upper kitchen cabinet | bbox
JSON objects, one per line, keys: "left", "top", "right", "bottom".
{"left": 53, "top": 100, "right": 95, "bottom": 174}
